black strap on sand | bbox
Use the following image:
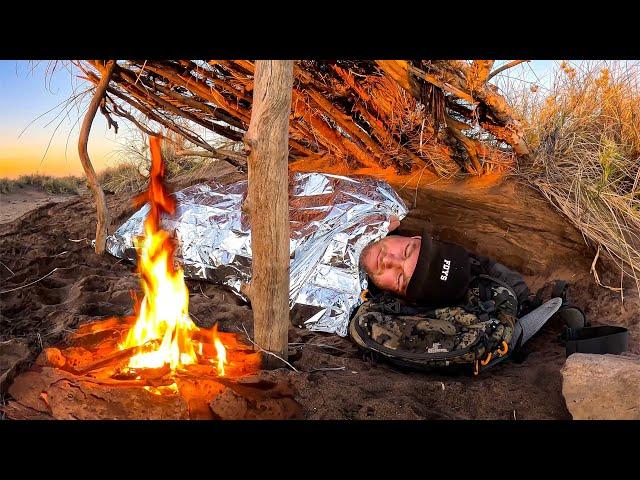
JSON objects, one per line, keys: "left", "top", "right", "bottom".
{"left": 564, "top": 325, "right": 629, "bottom": 355}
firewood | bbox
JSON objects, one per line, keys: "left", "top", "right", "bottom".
{"left": 68, "top": 344, "right": 149, "bottom": 375}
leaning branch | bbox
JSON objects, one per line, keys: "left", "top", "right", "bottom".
{"left": 174, "top": 148, "right": 247, "bottom": 166}
{"left": 78, "top": 60, "right": 115, "bottom": 254}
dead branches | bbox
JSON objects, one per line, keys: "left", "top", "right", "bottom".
{"left": 77, "top": 59, "right": 530, "bottom": 176}
{"left": 377, "top": 60, "right": 531, "bottom": 172}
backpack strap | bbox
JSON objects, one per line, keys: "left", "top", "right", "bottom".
{"left": 552, "top": 289, "right": 629, "bottom": 356}
{"left": 563, "top": 325, "right": 629, "bottom": 355}
{"left": 520, "top": 280, "right": 629, "bottom": 357}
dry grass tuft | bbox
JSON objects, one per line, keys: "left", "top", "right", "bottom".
{"left": 508, "top": 61, "right": 640, "bottom": 292}
{"left": 0, "top": 175, "right": 83, "bottom": 195}
{"left": 0, "top": 178, "right": 15, "bottom": 194}
{"left": 98, "top": 128, "right": 242, "bottom": 193}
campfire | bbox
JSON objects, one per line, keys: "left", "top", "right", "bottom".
{"left": 3, "top": 136, "right": 273, "bottom": 419}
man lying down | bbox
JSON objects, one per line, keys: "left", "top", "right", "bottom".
{"left": 351, "top": 217, "right": 587, "bottom": 375}
{"left": 359, "top": 220, "right": 531, "bottom": 306}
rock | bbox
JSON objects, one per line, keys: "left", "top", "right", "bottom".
{"left": 7, "top": 367, "right": 189, "bottom": 420}
{"left": 35, "top": 348, "right": 66, "bottom": 368}
{"left": 209, "top": 375, "right": 303, "bottom": 419}
{"left": 561, "top": 353, "right": 640, "bottom": 420}
{"left": 209, "top": 388, "right": 250, "bottom": 419}
{"left": 0, "top": 339, "right": 32, "bottom": 393}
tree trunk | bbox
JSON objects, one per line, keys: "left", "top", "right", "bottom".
{"left": 78, "top": 60, "right": 115, "bottom": 254}
{"left": 244, "top": 61, "right": 293, "bottom": 369}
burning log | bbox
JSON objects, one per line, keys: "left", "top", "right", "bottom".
{"left": 68, "top": 343, "right": 151, "bottom": 375}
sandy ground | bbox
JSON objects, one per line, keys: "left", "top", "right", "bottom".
{"left": 1, "top": 187, "right": 77, "bottom": 225}
{"left": 0, "top": 169, "right": 637, "bottom": 419}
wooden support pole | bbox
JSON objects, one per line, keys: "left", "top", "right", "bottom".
{"left": 78, "top": 60, "right": 116, "bottom": 254}
{"left": 244, "top": 60, "right": 293, "bottom": 369}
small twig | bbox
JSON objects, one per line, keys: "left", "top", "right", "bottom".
{"left": 0, "top": 267, "right": 71, "bottom": 294}
{"left": 0, "top": 261, "right": 14, "bottom": 276}
{"left": 239, "top": 324, "right": 298, "bottom": 372}
{"left": 398, "top": 168, "right": 423, "bottom": 192}
{"left": 308, "top": 366, "right": 346, "bottom": 373}
{"left": 288, "top": 342, "right": 349, "bottom": 353}
{"left": 52, "top": 251, "right": 69, "bottom": 258}
{"left": 133, "top": 60, "right": 147, "bottom": 86}
{"left": 488, "top": 60, "right": 529, "bottom": 81}
{"left": 413, "top": 165, "right": 427, "bottom": 208}
{"left": 590, "top": 245, "right": 623, "bottom": 293}
{"left": 67, "top": 237, "right": 87, "bottom": 243}
{"left": 199, "top": 283, "right": 211, "bottom": 299}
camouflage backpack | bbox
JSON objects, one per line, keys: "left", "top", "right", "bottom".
{"left": 348, "top": 273, "right": 521, "bottom": 376}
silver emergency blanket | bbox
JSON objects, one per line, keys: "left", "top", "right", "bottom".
{"left": 105, "top": 172, "right": 408, "bottom": 336}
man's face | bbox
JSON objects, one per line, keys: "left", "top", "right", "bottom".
{"left": 360, "top": 236, "right": 421, "bottom": 296}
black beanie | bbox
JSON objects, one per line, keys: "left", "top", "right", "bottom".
{"left": 405, "top": 229, "right": 472, "bottom": 306}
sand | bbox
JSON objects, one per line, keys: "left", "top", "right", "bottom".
{"left": 1, "top": 187, "right": 77, "bottom": 225}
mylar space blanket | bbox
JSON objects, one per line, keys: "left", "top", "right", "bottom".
{"left": 106, "top": 172, "right": 408, "bottom": 336}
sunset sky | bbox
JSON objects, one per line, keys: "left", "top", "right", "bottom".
{"left": 0, "top": 60, "right": 557, "bottom": 179}
{"left": 0, "top": 61, "right": 128, "bottom": 179}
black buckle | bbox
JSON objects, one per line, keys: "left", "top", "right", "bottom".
{"left": 384, "top": 300, "right": 402, "bottom": 314}
{"left": 480, "top": 300, "right": 495, "bottom": 314}
{"left": 561, "top": 326, "right": 577, "bottom": 342}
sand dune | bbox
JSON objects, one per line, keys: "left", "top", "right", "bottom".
{"left": 1, "top": 186, "right": 77, "bottom": 224}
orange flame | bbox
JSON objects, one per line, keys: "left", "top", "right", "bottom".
{"left": 213, "top": 325, "right": 227, "bottom": 376}
{"left": 119, "top": 136, "right": 226, "bottom": 373}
